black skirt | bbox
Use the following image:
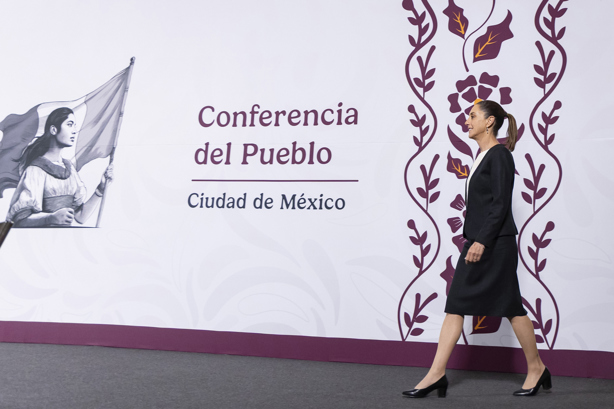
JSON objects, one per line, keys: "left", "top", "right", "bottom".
{"left": 444, "top": 235, "right": 527, "bottom": 317}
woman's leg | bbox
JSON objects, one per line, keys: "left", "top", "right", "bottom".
{"left": 415, "top": 313, "right": 464, "bottom": 388}
{"left": 508, "top": 315, "right": 546, "bottom": 388}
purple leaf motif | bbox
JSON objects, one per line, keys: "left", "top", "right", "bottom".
{"left": 405, "top": 292, "right": 438, "bottom": 338}
{"left": 452, "top": 235, "right": 467, "bottom": 253}
{"left": 404, "top": 312, "right": 412, "bottom": 327}
{"left": 532, "top": 233, "right": 541, "bottom": 248}
{"left": 413, "top": 255, "right": 421, "bottom": 268}
{"left": 440, "top": 256, "right": 455, "bottom": 296}
{"left": 415, "top": 315, "right": 428, "bottom": 324}
{"left": 450, "top": 194, "right": 465, "bottom": 212}
{"left": 544, "top": 319, "right": 553, "bottom": 335}
{"left": 448, "top": 194, "right": 466, "bottom": 236}
{"left": 522, "top": 296, "right": 553, "bottom": 347}
{"left": 522, "top": 192, "right": 532, "bottom": 204}
{"left": 473, "top": 11, "right": 514, "bottom": 63}
{"left": 422, "top": 241, "right": 433, "bottom": 259}
{"left": 471, "top": 316, "right": 503, "bottom": 335}
{"left": 447, "top": 217, "right": 463, "bottom": 233}
{"left": 448, "top": 126, "right": 473, "bottom": 159}
{"left": 402, "top": 0, "right": 415, "bottom": 12}
{"left": 429, "top": 191, "right": 440, "bottom": 203}
{"left": 421, "top": 292, "right": 438, "bottom": 309}
{"left": 443, "top": 0, "right": 469, "bottom": 39}
{"left": 446, "top": 152, "right": 470, "bottom": 179}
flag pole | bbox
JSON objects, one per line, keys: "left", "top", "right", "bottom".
{"left": 96, "top": 57, "right": 136, "bottom": 228}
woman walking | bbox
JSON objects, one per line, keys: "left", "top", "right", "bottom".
{"left": 403, "top": 100, "right": 550, "bottom": 398}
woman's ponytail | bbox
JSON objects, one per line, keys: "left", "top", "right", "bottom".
{"left": 505, "top": 113, "right": 518, "bottom": 152}
{"left": 476, "top": 100, "right": 517, "bottom": 151}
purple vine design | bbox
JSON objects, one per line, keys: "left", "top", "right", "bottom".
{"left": 528, "top": 222, "right": 555, "bottom": 281}
{"left": 399, "top": 1, "right": 566, "bottom": 346}
{"left": 443, "top": 0, "right": 491, "bottom": 71}
{"left": 416, "top": 155, "right": 441, "bottom": 212}
{"left": 398, "top": 0, "right": 441, "bottom": 341}
{"left": 461, "top": 0, "right": 495, "bottom": 72}
{"left": 446, "top": 194, "right": 467, "bottom": 252}
{"left": 518, "top": 0, "right": 568, "bottom": 349}
{"left": 523, "top": 221, "right": 556, "bottom": 349}
{"left": 403, "top": 291, "right": 438, "bottom": 339}
{"left": 522, "top": 297, "right": 554, "bottom": 347}
{"left": 441, "top": 2, "right": 524, "bottom": 340}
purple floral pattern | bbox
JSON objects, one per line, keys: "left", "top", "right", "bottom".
{"left": 446, "top": 194, "right": 467, "bottom": 252}
{"left": 472, "top": 11, "right": 514, "bottom": 63}
{"left": 445, "top": 73, "right": 523, "bottom": 183}
{"left": 517, "top": 0, "right": 568, "bottom": 349}
{"left": 442, "top": 0, "right": 468, "bottom": 39}
{"left": 471, "top": 316, "right": 503, "bottom": 335}
{"left": 450, "top": 0, "right": 497, "bottom": 72}
{"left": 447, "top": 73, "right": 513, "bottom": 134}
{"left": 400, "top": 1, "right": 567, "bottom": 348}
{"left": 398, "top": 0, "right": 442, "bottom": 341}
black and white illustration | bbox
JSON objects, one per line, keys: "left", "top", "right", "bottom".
{"left": 0, "top": 60, "right": 133, "bottom": 228}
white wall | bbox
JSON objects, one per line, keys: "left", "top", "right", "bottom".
{"left": 0, "top": 0, "right": 611, "bottom": 354}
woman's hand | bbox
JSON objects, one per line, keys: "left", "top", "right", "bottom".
{"left": 103, "top": 164, "right": 114, "bottom": 183}
{"left": 465, "top": 242, "right": 485, "bottom": 264}
{"left": 95, "top": 164, "right": 114, "bottom": 196}
{"left": 49, "top": 208, "right": 75, "bottom": 225}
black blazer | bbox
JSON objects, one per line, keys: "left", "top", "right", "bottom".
{"left": 463, "top": 144, "right": 518, "bottom": 247}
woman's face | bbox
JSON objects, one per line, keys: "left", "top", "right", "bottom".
{"left": 465, "top": 104, "right": 493, "bottom": 140}
{"left": 54, "top": 114, "right": 77, "bottom": 147}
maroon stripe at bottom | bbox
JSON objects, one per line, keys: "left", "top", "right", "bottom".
{"left": 0, "top": 321, "right": 610, "bottom": 379}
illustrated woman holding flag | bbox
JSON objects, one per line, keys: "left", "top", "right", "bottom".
{"left": 6, "top": 107, "right": 113, "bottom": 227}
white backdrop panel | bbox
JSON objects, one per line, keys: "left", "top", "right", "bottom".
{"left": 0, "top": 0, "right": 612, "bottom": 354}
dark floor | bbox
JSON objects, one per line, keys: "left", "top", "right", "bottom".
{"left": 0, "top": 342, "right": 611, "bottom": 408}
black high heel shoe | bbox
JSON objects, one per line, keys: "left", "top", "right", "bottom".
{"left": 513, "top": 367, "right": 552, "bottom": 396}
{"left": 402, "top": 375, "right": 448, "bottom": 398}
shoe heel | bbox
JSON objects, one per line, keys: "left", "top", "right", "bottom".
{"left": 543, "top": 375, "right": 552, "bottom": 390}
{"left": 437, "top": 386, "right": 447, "bottom": 398}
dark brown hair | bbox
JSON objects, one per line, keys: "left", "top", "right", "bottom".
{"left": 18, "top": 107, "right": 74, "bottom": 174}
{"left": 476, "top": 100, "right": 518, "bottom": 151}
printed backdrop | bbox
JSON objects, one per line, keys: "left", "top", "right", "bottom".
{"left": 0, "top": 0, "right": 613, "bottom": 363}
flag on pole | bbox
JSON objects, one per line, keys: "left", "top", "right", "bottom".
{"left": 0, "top": 59, "right": 134, "bottom": 198}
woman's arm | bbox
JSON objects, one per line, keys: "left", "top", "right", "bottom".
{"left": 74, "top": 192, "right": 102, "bottom": 224}
{"left": 74, "top": 164, "right": 113, "bottom": 224}
{"left": 15, "top": 208, "right": 75, "bottom": 227}
{"left": 474, "top": 147, "right": 515, "bottom": 247}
